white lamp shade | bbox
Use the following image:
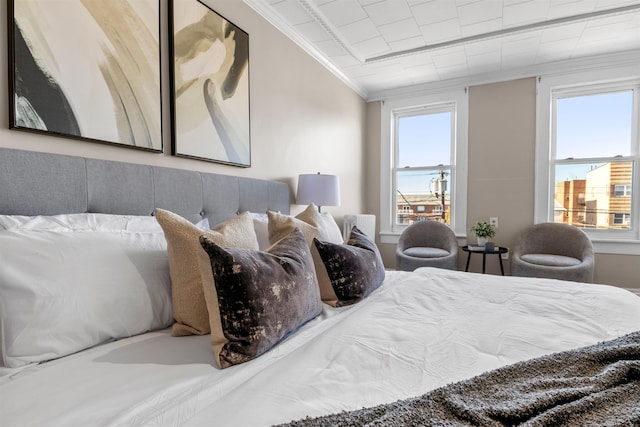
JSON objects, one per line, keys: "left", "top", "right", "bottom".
{"left": 296, "top": 174, "right": 341, "bottom": 208}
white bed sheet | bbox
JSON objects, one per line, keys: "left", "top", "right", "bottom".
{"left": 2, "top": 268, "right": 640, "bottom": 427}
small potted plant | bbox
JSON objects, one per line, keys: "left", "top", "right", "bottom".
{"left": 470, "top": 221, "right": 496, "bottom": 247}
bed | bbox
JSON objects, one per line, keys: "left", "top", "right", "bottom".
{"left": 1, "top": 147, "right": 639, "bottom": 426}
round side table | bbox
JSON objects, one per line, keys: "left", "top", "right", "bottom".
{"left": 462, "top": 245, "right": 508, "bottom": 275}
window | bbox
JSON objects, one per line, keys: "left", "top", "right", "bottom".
{"left": 614, "top": 213, "right": 631, "bottom": 225}
{"left": 395, "top": 107, "right": 453, "bottom": 225}
{"left": 380, "top": 90, "right": 468, "bottom": 243}
{"left": 552, "top": 90, "right": 634, "bottom": 231}
{"left": 536, "top": 69, "right": 640, "bottom": 253}
{"left": 614, "top": 184, "right": 632, "bottom": 197}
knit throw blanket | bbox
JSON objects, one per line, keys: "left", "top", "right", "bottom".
{"left": 279, "top": 331, "right": 640, "bottom": 426}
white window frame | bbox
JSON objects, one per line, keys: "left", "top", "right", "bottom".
{"left": 614, "top": 213, "right": 631, "bottom": 225}
{"left": 614, "top": 184, "right": 632, "bottom": 197}
{"left": 535, "top": 67, "right": 640, "bottom": 255}
{"left": 380, "top": 89, "right": 468, "bottom": 244}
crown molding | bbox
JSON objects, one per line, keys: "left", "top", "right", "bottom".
{"left": 367, "top": 49, "right": 640, "bottom": 102}
{"left": 243, "top": 0, "right": 368, "bottom": 99}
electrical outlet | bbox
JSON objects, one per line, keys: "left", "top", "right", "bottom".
{"left": 489, "top": 217, "right": 498, "bottom": 228}
{"left": 501, "top": 249, "right": 509, "bottom": 260}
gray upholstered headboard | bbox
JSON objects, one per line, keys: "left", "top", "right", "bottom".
{"left": 0, "top": 148, "right": 290, "bottom": 225}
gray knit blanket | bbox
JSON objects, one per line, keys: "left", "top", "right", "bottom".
{"left": 279, "top": 330, "right": 640, "bottom": 426}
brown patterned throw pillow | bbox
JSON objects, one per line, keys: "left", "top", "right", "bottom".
{"left": 155, "top": 209, "right": 259, "bottom": 336}
{"left": 199, "top": 228, "right": 322, "bottom": 369}
{"left": 313, "top": 226, "right": 385, "bottom": 307}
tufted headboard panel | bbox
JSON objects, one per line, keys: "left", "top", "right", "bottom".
{"left": 0, "top": 148, "right": 290, "bottom": 225}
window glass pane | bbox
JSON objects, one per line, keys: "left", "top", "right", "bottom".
{"left": 554, "top": 162, "right": 633, "bottom": 229}
{"left": 398, "top": 112, "right": 451, "bottom": 167}
{"left": 396, "top": 169, "right": 451, "bottom": 225}
{"left": 556, "top": 91, "right": 633, "bottom": 159}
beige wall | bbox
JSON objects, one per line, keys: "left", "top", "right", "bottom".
{"left": 368, "top": 77, "right": 639, "bottom": 288}
{"left": 364, "top": 103, "right": 382, "bottom": 218}
{"left": 466, "top": 78, "right": 536, "bottom": 275}
{"left": 0, "top": 0, "right": 366, "bottom": 221}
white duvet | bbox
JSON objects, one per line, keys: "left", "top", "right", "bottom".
{"left": 2, "top": 268, "right": 640, "bottom": 427}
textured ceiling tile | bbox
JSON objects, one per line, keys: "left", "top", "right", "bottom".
{"left": 379, "top": 18, "right": 422, "bottom": 43}
{"left": 245, "top": 0, "right": 640, "bottom": 96}
{"left": 405, "top": 62, "right": 439, "bottom": 78}
{"left": 432, "top": 48, "right": 467, "bottom": 67}
{"left": 466, "top": 50, "right": 502, "bottom": 68}
{"left": 503, "top": 0, "right": 550, "bottom": 26}
{"left": 501, "top": 51, "right": 538, "bottom": 68}
{"left": 581, "top": 21, "right": 632, "bottom": 43}
{"left": 501, "top": 33, "right": 543, "bottom": 55}
{"left": 436, "top": 64, "right": 470, "bottom": 80}
{"left": 459, "top": 17, "right": 504, "bottom": 37}
{"left": 389, "top": 35, "right": 428, "bottom": 51}
{"left": 467, "top": 61, "right": 503, "bottom": 75}
{"left": 340, "top": 18, "right": 380, "bottom": 45}
{"left": 315, "top": 38, "right": 349, "bottom": 57}
{"left": 353, "top": 35, "right": 392, "bottom": 57}
{"left": 392, "top": 51, "right": 434, "bottom": 68}
{"left": 271, "top": 0, "right": 313, "bottom": 26}
{"left": 420, "top": 19, "right": 463, "bottom": 43}
{"left": 411, "top": 0, "right": 459, "bottom": 25}
{"left": 540, "top": 22, "right": 585, "bottom": 43}
{"left": 363, "top": 0, "right": 413, "bottom": 26}
{"left": 547, "top": 0, "right": 596, "bottom": 19}
{"left": 318, "top": 0, "right": 368, "bottom": 27}
{"left": 535, "top": 38, "right": 578, "bottom": 63}
{"left": 457, "top": 0, "right": 503, "bottom": 26}
{"left": 295, "top": 20, "right": 332, "bottom": 43}
{"left": 464, "top": 38, "right": 502, "bottom": 56}
{"left": 455, "top": 0, "right": 481, "bottom": 6}
{"left": 330, "top": 54, "right": 362, "bottom": 67}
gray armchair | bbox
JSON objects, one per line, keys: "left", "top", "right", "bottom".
{"left": 511, "top": 223, "right": 594, "bottom": 283}
{"left": 396, "top": 220, "right": 458, "bottom": 271}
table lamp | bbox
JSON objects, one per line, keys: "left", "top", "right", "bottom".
{"left": 296, "top": 173, "right": 340, "bottom": 212}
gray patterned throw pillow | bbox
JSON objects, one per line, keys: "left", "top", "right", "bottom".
{"left": 199, "top": 227, "right": 322, "bottom": 368}
{"left": 313, "top": 226, "right": 385, "bottom": 307}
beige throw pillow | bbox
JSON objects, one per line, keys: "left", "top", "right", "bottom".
{"left": 268, "top": 203, "right": 344, "bottom": 305}
{"left": 155, "top": 209, "right": 259, "bottom": 336}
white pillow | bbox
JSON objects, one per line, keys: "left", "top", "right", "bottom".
{"left": 0, "top": 228, "right": 172, "bottom": 368}
{"left": 0, "top": 212, "right": 163, "bottom": 233}
{"left": 320, "top": 212, "right": 345, "bottom": 243}
{"left": 247, "top": 212, "right": 270, "bottom": 250}
{"left": 195, "top": 217, "right": 210, "bottom": 230}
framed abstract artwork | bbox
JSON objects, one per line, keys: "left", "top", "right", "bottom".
{"left": 169, "top": 0, "right": 251, "bottom": 167}
{"left": 8, "top": 0, "right": 162, "bottom": 151}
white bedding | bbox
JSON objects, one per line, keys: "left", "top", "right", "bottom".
{"left": 2, "top": 267, "right": 640, "bottom": 427}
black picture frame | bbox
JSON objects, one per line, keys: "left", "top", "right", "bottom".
{"left": 169, "top": 0, "right": 251, "bottom": 167}
{"left": 8, "top": 0, "right": 163, "bottom": 152}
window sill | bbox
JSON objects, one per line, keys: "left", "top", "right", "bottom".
{"left": 592, "top": 239, "right": 640, "bottom": 255}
